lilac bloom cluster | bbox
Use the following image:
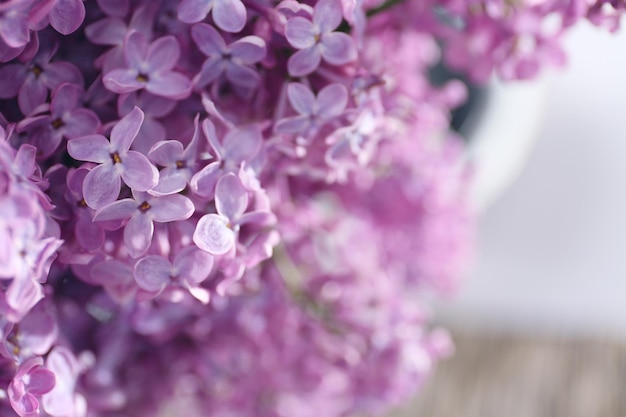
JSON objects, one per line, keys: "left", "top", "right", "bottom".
{"left": 0, "top": 0, "right": 611, "bottom": 415}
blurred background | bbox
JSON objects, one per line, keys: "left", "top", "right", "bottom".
{"left": 393, "top": 21, "right": 626, "bottom": 416}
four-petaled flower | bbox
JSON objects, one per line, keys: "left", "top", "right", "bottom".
{"left": 67, "top": 106, "right": 159, "bottom": 209}
{"left": 8, "top": 356, "right": 56, "bottom": 417}
{"left": 285, "top": 0, "right": 357, "bottom": 76}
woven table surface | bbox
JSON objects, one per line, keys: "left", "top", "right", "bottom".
{"left": 390, "top": 331, "right": 626, "bottom": 417}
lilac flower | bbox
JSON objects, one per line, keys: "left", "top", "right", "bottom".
{"left": 190, "top": 120, "right": 262, "bottom": 199}
{"left": 0, "top": 43, "right": 83, "bottom": 115}
{"left": 147, "top": 115, "right": 202, "bottom": 196}
{"left": 190, "top": 23, "right": 266, "bottom": 91}
{"left": 103, "top": 31, "right": 192, "bottom": 100}
{"left": 94, "top": 190, "right": 195, "bottom": 258}
{"left": 134, "top": 247, "right": 214, "bottom": 303}
{"left": 2, "top": 301, "right": 58, "bottom": 361}
{"left": 42, "top": 346, "right": 87, "bottom": 417}
{"left": 67, "top": 107, "right": 159, "bottom": 209}
{"left": 16, "top": 83, "right": 100, "bottom": 158}
{"left": 275, "top": 82, "right": 348, "bottom": 138}
{"left": 0, "top": 0, "right": 32, "bottom": 48}
{"left": 285, "top": 0, "right": 357, "bottom": 76}
{"left": 193, "top": 173, "right": 273, "bottom": 255}
{"left": 178, "top": 0, "right": 247, "bottom": 33}
{"left": 8, "top": 356, "right": 56, "bottom": 417}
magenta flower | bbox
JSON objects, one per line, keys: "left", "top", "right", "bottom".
{"left": 134, "top": 246, "right": 214, "bottom": 303}
{"left": 94, "top": 190, "right": 195, "bottom": 258}
{"left": 275, "top": 82, "right": 348, "bottom": 137}
{"left": 191, "top": 23, "right": 266, "bottom": 90}
{"left": 103, "top": 31, "right": 192, "bottom": 100}
{"left": 8, "top": 356, "right": 56, "bottom": 417}
{"left": 178, "top": 0, "right": 246, "bottom": 33}
{"left": 285, "top": 0, "right": 357, "bottom": 76}
{"left": 194, "top": 173, "right": 274, "bottom": 255}
{"left": 67, "top": 107, "right": 159, "bottom": 209}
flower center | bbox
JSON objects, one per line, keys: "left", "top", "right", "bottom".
{"left": 51, "top": 118, "right": 65, "bottom": 130}
{"left": 136, "top": 73, "right": 149, "bottom": 83}
{"left": 138, "top": 201, "right": 151, "bottom": 212}
{"left": 110, "top": 152, "right": 122, "bottom": 164}
{"left": 31, "top": 64, "right": 43, "bottom": 77}
{"left": 77, "top": 198, "right": 88, "bottom": 208}
{"left": 175, "top": 160, "right": 186, "bottom": 169}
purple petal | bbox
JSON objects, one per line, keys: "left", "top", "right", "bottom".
{"left": 178, "top": 0, "right": 213, "bottom": 24}
{"left": 0, "top": 10, "right": 29, "bottom": 48}
{"left": 186, "top": 286, "right": 210, "bottom": 304}
{"left": 83, "top": 163, "right": 121, "bottom": 209}
{"left": 149, "top": 194, "right": 195, "bottom": 222}
{"left": 202, "top": 118, "right": 222, "bottom": 158}
{"left": 124, "top": 213, "right": 154, "bottom": 257}
{"left": 287, "top": 82, "right": 316, "bottom": 115}
{"left": 0, "top": 63, "right": 26, "bottom": 98}
{"left": 150, "top": 167, "right": 189, "bottom": 196}
{"left": 321, "top": 32, "right": 357, "bottom": 65}
{"left": 97, "top": 0, "right": 129, "bottom": 17}
{"left": 123, "top": 30, "right": 148, "bottom": 69}
{"left": 190, "top": 23, "right": 226, "bottom": 56}
{"left": 63, "top": 109, "right": 100, "bottom": 139}
{"left": 13, "top": 144, "right": 37, "bottom": 178}
{"left": 49, "top": 0, "right": 86, "bottom": 35}
{"left": 237, "top": 210, "right": 277, "bottom": 227}
{"left": 146, "top": 36, "right": 180, "bottom": 72}
{"left": 134, "top": 255, "right": 171, "bottom": 292}
{"left": 194, "top": 57, "right": 225, "bottom": 89}
{"left": 111, "top": 106, "right": 144, "bottom": 151}
{"left": 225, "top": 64, "right": 260, "bottom": 90}
{"left": 316, "top": 83, "right": 348, "bottom": 118}
{"left": 313, "top": 0, "right": 343, "bottom": 33}
{"left": 213, "top": 0, "right": 246, "bottom": 33}
{"left": 287, "top": 46, "right": 322, "bottom": 77}
{"left": 51, "top": 83, "right": 80, "bottom": 115}
{"left": 148, "top": 140, "right": 183, "bottom": 166}
{"left": 90, "top": 259, "right": 133, "bottom": 285}
{"left": 190, "top": 161, "right": 221, "bottom": 198}
{"left": 285, "top": 17, "right": 316, "bottom": 49}
{"left": 145, "top": 72, "right": 192, "bottom": 100}
{"left": 121, "top": 150, "right": 158, "bottom": 191}
{"left": 103, "top": 68, "right": 144, "bottom": 94}
{"left": 274, "top": 115, "right": 310, "bottom": 134}
{"left": 18, "top": 76, "right": 47, "bottom": 115}
{"left": 85, "top": 17, "right": 127, "bottom": 45}
{"left": 24, "top": 368, "right": 56, "bottom": 395}
{"left": 6, "top": 278, "right": 43, "bottom": 322}
{"left": 193, "top": 213, "right": 235, "bottom": 255}
{"left": 230, "top": 36, "right": 266, "bottom": 64}
{"left": 41, "top": 62, "right": 83, "bottom": 90}
{"left": 93, "top": 198, "right": 137, "bottom": 221}
{"left": 215, "top": 173, "right": 248, "bottom": 220}
{"left": 67, "top": 135, "right": 111, "bottom": 163}
{"left": 75, "top": 211, "right": 105, "bottom": 251}
{"left": 173, "top": 246, "right": 214, "bottom": 284}
{"left": 221, "top": 126, "right": 262, "bottom": 164}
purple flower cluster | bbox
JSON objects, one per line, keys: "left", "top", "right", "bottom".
{"left": 0, "top": 0, "right": 610, "bottom": 415}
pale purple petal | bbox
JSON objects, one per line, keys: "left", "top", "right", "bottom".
{"left": 19, "top": 76, "right": 47, "bottom": 115}
{"left": 316, "top": 83, "right": 348, "bottom": 118}
{"left": 97, "top": 0, "right": 129, "bottom": 17}
{"left": 146, "top": 36, "right": 180, "bottom": 72}
{"left": 0, "top": 10, "right": 29, "bottom": 48}
{"left": 85, "top": 17, "right": 127, "bottom": 45}
{"left": 148, "top": 140, "right": 183, "bottom": 166}
{"left": 288, "top": 45, "right": 322, "bottom": 76}
{"left": 49, "top": 0, "right": 86, "bottom": 35}
{"left": 190, "top": 23, "right": 226, "bottom": 56}
{"left": 194, "top": 57, "right": 225, "bottom": 89}
{"left": 213, "top": 0, "right": 246, "bottom": 33}
{"left": 178, "top": 0, "right": 213, "bottom": 24}
{"left": 110, "top": 106, "right": 144, "bottom": 151}
{"left": 75, "top": 211, "right": 105, "bottom": 251}
{"left": 150, "top": 194, "right": 195, "bottom": 222}
{"left": 190, "top": 161, "right": 221, "bottom": 198}
{"left": 103, "top": 68, "right": 143, "bottom": 94}
{"left": 320, "top": 31, "right": 357, "bottom": 65}
{"left": 6, "top": 278, "right": 43, "bottom": 322}
{"left": 121, "top": 150, "right": 158, "bottom": 191}
{"left": 134, "top": 255, "right": 171, "bottom": 291}
{"left": 42, "top": 347, "right": 80, "bottom": 416}
{"left": 230, "top": 36, "right": 266, "bottom": 64}
{"left": 124, "top": 213, "right": 154, "bottom": 258}
{"left": 202, "top": 118, "right": 222, "bottom": 158}
{"left": 221, "top": 126, "right": 262, "bottom": 164}
{"left": 67, "top": 135, "right": 111, "bottom": 163}
{"left": 51, "top": 83, "right": 80, "bottom": 115}
{"left": 225, "top": 64, "right": 260, "bottom": 90}
{"left": 83, "top": 163, "right": 121, "bottom": 209}
{"left": 287, "top": 82, "right": 316, "bottom": 115}
{"left": 274, "top": 115, "right": 310, "bottom": 134}
{"left": 63, "top": 109, "right": 100, "bottom": 139}
{"left": 131, "top": 118, "right": 166, "bottom": 154}
{"left": 193, "top": 213, "right": 235, "bottom": 255}
{"left": 173, "top": 246, "right": 214, "bottom": 284}
{"left": 93, "top": 198, "right": 137, "bottom": 221}
{"left": 13, "top": 144, "right": 37, "bottom": 178}
{"left": 124, "top": 30, "right": 148, "bottom": 69}
{"left": 313, "top": 0, "right": 343, "bottom": 33}
{"left": 145, "top": 72, "right": 192, "bottom": 100}
{"left": 215, "top": 173, "right": 248, "bottom": 220}
{"left": 0, "top": 63, "right": 26, "bottom": 98}
{"left": 90, "top": 259, "right": 133, "bottom": 285}
{"left": 285, "top": 17, "right": 316, "bottom": 49}
{"left": 41, "top": 62, "right": 83, "bottom": 90}
{"left": 150, "top": 167, "right": 189, "bottom": 196}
